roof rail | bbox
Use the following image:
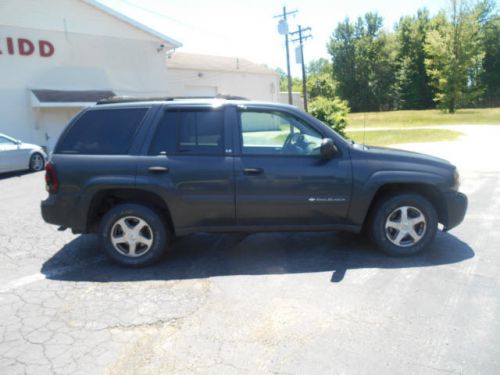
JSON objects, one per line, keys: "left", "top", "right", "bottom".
{"left": 96, "top": 94, "right": 248, "bottom": 105}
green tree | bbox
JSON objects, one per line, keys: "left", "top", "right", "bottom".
{"left": 306, "top": 58, "right": 336, "bottom": 99}
{"left": 367, "top": 30, "right": 398, "bottom": 111}
{"left": 394, "top": 9, "right": 435, "bottom": 109}
{"left": 480, "top": 11, "right": 500, "bottom": 106}
{"left": 274, "top": 67, "right": 286, "bottom": 82}
{"left": 275, "top": 67, "right": 303, "bottom": 93}
{"left": 328, "top": 18, "right": 357, "bottom": 109}
{"left": 307, "top": 57, "right": 332, "bottom": 76}
{"left": 328, "top": 13, "right": 397, "bottom": 112}
{"left": 424, "top": 0, "right": 485, "bottom": 112}
{"left": 279, "top": 77, "right": 303, "bottom": 92}
{"left": 307, "top": 74, "right": 336, "bottom": 100}
{"left": 305, "top": 58, "right": 350, "bottom": 131}
{"left": 309, "top": 96, "right": 349, "bottom": 136}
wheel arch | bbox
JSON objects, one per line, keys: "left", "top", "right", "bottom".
{"left": 85, "top": 188, "right": 174, "bottom": 235}
{"left": 362, "top": 182, "right": 446, "bottom": 231}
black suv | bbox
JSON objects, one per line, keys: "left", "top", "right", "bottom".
{"left": 41, "top": 98, "right": 467, "bottom": 267}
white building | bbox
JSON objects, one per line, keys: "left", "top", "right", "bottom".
{"left": 0, "top": 0, "right": 181, "bottom": 151}
{"left": 0, "top": 0, "right": 285, "bottom": 152}
{"left": 166, "top": 52, "right": 280, "bottom": 102}
{"left": 279, "top": 92, "right": 305, "bottom": 110}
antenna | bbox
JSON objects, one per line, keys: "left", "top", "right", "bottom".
{"left": 363, "top": 112, "right": 366, "bottom": 145}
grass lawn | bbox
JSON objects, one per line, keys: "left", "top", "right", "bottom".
{"left": 347, "top": 107, "right": 500, "bottom": 129}
{"left": 346, "top": 128, "right": 463, "bottom": 146}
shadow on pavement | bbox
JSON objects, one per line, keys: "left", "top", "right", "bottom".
{"left": 0, "top": 170, "right": 37, "bottom": 180}
{"left": 41, "top": 230, "right": 474, "bottom": 283}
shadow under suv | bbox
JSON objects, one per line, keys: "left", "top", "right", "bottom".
{"left": 41, "top": 98, "right": 467, "bottom": 267}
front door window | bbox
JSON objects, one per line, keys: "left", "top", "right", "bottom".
{"left": 240, "top": 111, "right": 323, "bottom": 156}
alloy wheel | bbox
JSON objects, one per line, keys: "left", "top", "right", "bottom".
{"left": 31, "top": 154, "right": 44, "bottom": 171}
{"left": 384, "top": 206, "right": 427, "bottom": 247}
{"left": 110, "top": 216, "right": 154, "bottom": 257}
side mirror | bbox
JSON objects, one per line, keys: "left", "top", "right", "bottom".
{"left": 15, "top": 140, "right": 22, "bottom": 145}
{"left": 320, "top": 138, "right": 338, "bottom": 160}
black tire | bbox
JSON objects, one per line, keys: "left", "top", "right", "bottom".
{"left": 370, "top": 193, "right": 438, "bottom": 256}
{"left": 99, "top": 203, "right": 169, "bottom": 267}
{"left": 29, "top": 152, "right": 45, "bottom": 171}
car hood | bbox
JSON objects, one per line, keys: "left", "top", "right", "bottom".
{"left": 19, "top": 142, "right": 46, "bottom": 153}
{"left": 354, "top": 144, "right": 453, "bottom": 169}
{"left": 370, "top": 145, "right": 449, "bottom": 163}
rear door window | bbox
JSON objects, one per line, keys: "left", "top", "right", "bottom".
{"left": 56, "top": 108, "right": 148, "bottom": 155}
{"left": 177, "top": 110, "right": 224, "bottom": 154}
{"left": 148, "top": 111, "right": 177, "bottom": 155}
{"left": 148, "top": 109, "right": 224, "bottom": 155}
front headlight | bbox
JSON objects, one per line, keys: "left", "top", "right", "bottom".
{"left": 453, "top": 170, "right": 460, "bottom": 190}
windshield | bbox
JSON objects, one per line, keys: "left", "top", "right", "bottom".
{"left": 0, "top": 134, "right": 18, "bottom": 143}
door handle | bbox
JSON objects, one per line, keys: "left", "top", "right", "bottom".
{"left": 148, "top": 166, "right": 169, "bottom": 173}
{"left": 243, "top": 167, "right": 263, "bottom": 176}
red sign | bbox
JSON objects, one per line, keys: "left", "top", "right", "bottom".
{"left": 0, "top": 37, "right": 55, "bottom": 57}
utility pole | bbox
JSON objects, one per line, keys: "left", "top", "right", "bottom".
{"left": 274, "top": 6, "right": 297, "bottom": 105}
{"left": 291, "top": 25, "right": 312, "bottom": 112}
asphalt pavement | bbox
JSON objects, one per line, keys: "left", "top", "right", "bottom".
{"left": 0, "top": 128, "right": 499, "bottom": 374}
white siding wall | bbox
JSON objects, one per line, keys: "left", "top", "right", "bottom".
{"left": 167, "top": 68, "right": 280, "bottom": 102}
{"left": 0, "top": 0, "right": 160, "bottom": 41}
{"left": 0, "top": 0, "right": 173, "bottom": 148}
{"left": 0, "top": 0, "right": 282, "bottom": 150}
{"left": 278, "top": 92, "right": 305, "bottom": 110}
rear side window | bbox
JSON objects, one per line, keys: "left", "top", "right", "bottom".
{"left": 178, "top": 110, "right": 224, "bottom": 154}
{"left": 148, "top": 111, "right": 177, "bottom": 155}
{"left": 56, "top": 108, "right": 148, "bottom": 155}
{"left": 148, "top": 109, "right": 224, "bottom": 155}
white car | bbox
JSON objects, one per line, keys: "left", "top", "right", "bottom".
{"left": 0, "top": 133, "right": 47, "bottom": 173}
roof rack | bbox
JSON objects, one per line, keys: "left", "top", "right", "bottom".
{"left": 96, "top": 94, "right": 248, "bottom": 105}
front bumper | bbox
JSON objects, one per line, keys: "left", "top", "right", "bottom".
{"left": 443, "top": 191, "right": 468, "bottom": 231}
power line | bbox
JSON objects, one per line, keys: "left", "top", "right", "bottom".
{"left": 274, "top": 6, "right": 298, "bottom": 105}
{"left": 290, "top": 26, "right": 312, "bottom": 112}
{"left": 120, "top": 0, "right": 239, "bottom": 44}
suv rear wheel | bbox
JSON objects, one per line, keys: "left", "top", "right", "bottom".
{"left": 99, "top": 203, "right": 169, "bottom": 267}
{"left": 370, "top": 193, "right": 438, "bottom": 256}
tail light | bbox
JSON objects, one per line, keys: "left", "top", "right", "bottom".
{"left": 45, "top": 162, "right": 59, "bottom": 193}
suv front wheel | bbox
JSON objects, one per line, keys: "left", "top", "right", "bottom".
{"left": 370, "top": 193, "right": 438, "bottom": 256}
{"left": 99, "top": 203, "right": 169, "bottom": 267}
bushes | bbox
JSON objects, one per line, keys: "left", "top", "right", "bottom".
{"left": 309, "top": 96, "right": 349, "bottom": 137}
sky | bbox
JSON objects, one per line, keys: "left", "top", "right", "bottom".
{"left": 96, "top": 0, "right": 449, "bottom": 77}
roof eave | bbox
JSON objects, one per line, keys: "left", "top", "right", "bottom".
{"left": 83, "top": 0, "right": 182, "bottom": 48}
{"left": 166, "top": 65, "right": 280, "bottom": 76}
